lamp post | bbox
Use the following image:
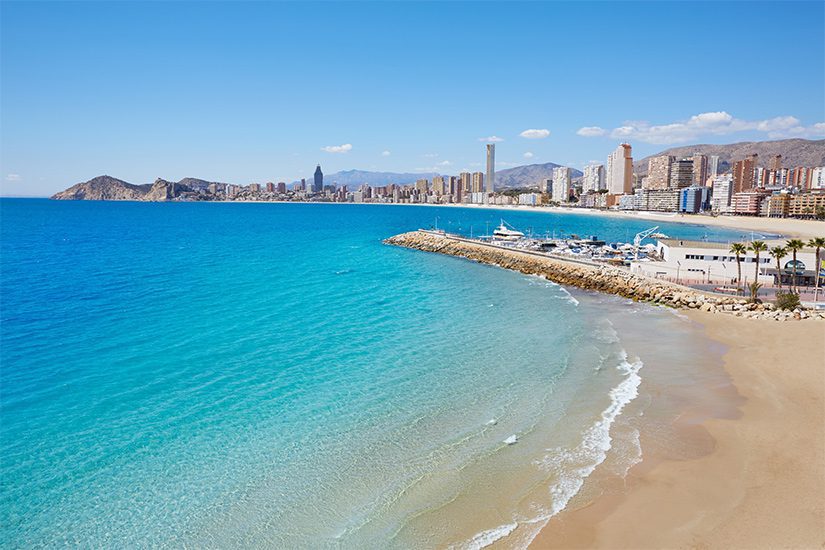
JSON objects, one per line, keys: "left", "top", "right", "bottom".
{"left": 676, "top": 261, "right": 681, "bottom": 284}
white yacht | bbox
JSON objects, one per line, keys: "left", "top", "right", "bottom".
{"left": 492, "top": 220, "right": 525, "bottom": 241}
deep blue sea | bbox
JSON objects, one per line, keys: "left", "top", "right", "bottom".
{"left": 0, "top": 200, "right": 743, "bottom": 548}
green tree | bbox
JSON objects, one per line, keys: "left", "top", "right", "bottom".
{"left": 808, "top": 237, "right": 825, "bottom": 293}
{"left": 785, "top": 239, "right": 805, "bottom": 292}
{"left": 729, "top": 242, "right": 747, "bottom": 292}
{"left": 749, "top": 240, "right": 768, "bottom": 285}
{"left": 769, "top": 246, "right": 787, "bottom": 290}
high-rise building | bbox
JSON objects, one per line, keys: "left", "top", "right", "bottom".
{"left": 669, "top": 159, "right": 694, "bottom": 188}
{"left": 552, "top": 167, "right": 571, "bottom": 202}
{"left": 415, "top": 179, "right": 429, "bottom": 193}
{"left": 692, "top": 154, "right": 708, "bottom": 187}
{"left": 711, "top": 174, "right": 734, "bottom": 213}
{"left": 811, "top": 167, "right": 825, "bottom": 189}
{"left": 432, "top": 176, "right": 446, "bottom": 195}
{"left": 709, "top": 155, "right": 720, "bottom": 179}
{"left": 266, "top": 182, "right": 275, "bottom": 193}
{"left": 486, "top": 144, "right": 495, "bottom": 199}
{"left": 583, "top": 164, "right": 605, "bottom": 193}
{"left": 313, "top": 165, "right": 323, "bottom": 193}
{"left": 645, "top": 155, "right": 673, "bottom": 190}
{"left": 459, "top": 172, "right": 472, "bottom": 196}
{"left": 277, "top": 182, "right": 287, "bottom": 194}
{"left": 542, "top": 178, "right": 553, "bottom": 194}
{"left": 472, "top": 172, "right": 484, "bottom": 193}
{"left": 606, "top": 143, "right": 633, "bottom": 195}
{"left": 732, "top": 155, "right": 757, "bottom": 193}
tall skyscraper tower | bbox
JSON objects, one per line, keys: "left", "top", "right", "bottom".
{"left": 314, "top": 165, "right": 323, "bottom": 193}
{"left": 485, "top": 144, "right": 495, "bottom": 201}
{"left": 552, "top": 167, "right": 572, "bottom": 202}
{"left": 606, "top": 143, "right": 633, "bottom": 195}
{"left": 692, "top": 154, "right": 708, "bottom": 186}
{"left": 709, "top": 155, "right": 720, "bottom": 180}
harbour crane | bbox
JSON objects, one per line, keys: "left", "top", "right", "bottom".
{"left": 633, "top": 226, "right": 660, "bottom": 260}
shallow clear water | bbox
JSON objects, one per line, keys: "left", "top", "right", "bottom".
{"left": 0, "top": 200, "right": 742, "bottom": 548}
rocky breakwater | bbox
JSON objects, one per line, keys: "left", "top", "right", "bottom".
{"left": 384, "top": 231, "right": 825, "bottom": 322}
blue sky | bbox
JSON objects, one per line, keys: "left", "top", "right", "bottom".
{"left": 1, "top": 1, "right": 823, "bottom": 196}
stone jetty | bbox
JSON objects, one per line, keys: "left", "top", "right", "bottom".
{"left": 384, "top": 231, "right": 825, "bottom": 322}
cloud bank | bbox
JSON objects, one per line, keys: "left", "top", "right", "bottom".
{"left": 321, "top": 143, "right": 352, "bottom": 153}
{"left": 579, "top": 112, "right": 825, "bottom": 144}
{"left": 519, "top": 129, "right": 551, "bottom": 139}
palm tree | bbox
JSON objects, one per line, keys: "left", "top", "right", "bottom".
{"left": 785, "top": 239, "right": 805, "bottom": 292}
{"left": 749, "top": 240, "right": 768, "bottom": 285}
{"left": 769, "top": 246, "right": 787, "bottom": 290}
{"left": 808, "top": 237, "right": 825, "bottom": 294}
{"left": 729, "top": 242, "right": 747, "bottom": 291}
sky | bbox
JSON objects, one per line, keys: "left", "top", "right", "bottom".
{"left": 1, "top": 1, "right": 824, "bottom": 196}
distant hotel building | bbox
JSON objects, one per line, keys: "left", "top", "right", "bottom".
{"left": 314, "top": 165, "right": 323, "bottom": 193}
{"left": 486, "top": 144, "right": 496, "bottom": 201}
{"left": 645, "top": 155, "right": 673, "bottom": 190}
{"left": 582, "top": 164, "right": 605, "bottom": 193}
{"left": 732, "top": 154, "right": 757, "bottom": 193}
{"left": 711, "top": 174, "right": 734, "bottom": 213}
{"left": 552, "top": 167, "right": 571, "bottom": 203}
{"left": 606, "top": 143, "right": 633, "bottom": 195}
{"left": 669, "top": 159, "right": 694, "bottom": 188}
{"left": 472, "top": 172, "right": 484, "bottom": 193}
{"left": 692, "top": 154, "right": 708, "bottom": 186}
{"left": 709, "top": 155, "right": 720, "bottom": 179}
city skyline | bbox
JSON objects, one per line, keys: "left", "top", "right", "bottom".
{"left": 2, "top": 1, "right": 824, "bottom": 196}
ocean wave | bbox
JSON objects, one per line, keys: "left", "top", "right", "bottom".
{"left": 455, "top": 522, "right": 518, "bottom": 550}
{"left": 458, "top": 350, "right": 644, "bottom": 549}
{"left": 538, "top": 351, "right": 643, "bottom": 515}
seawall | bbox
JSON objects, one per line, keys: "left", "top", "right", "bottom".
{"left": 384, "top": 230, "right": 824, "bottom": 321}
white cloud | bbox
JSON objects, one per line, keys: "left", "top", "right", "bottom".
{"left": 576, "top": 126, "right": 607, "bottom": 137}
{"left": 437, "top": 160, "right": 452, "bottom": 166}
{"left": 5, "top": 174, "right": 21, "bottom": 182}
{"left": 598, "top": 111, "right": 825, "bottom": 144}
{"left": 520, "top": 128, "right": 551, "bottom": 139}
{"left": 423, "top": 153, "right": 439, "bottom": 158}
{"left": 381, "top": 150, "right": 391, "bottom": 157}
{"left": 523, "top": 152, "right": 534, "bottom": 159}
{"left": 321, "top": 143, "right": 352, "bottom": 153}
{"left": 497, "top": 161, "right": 519, "bottom": 167}
{"left": 478, "top": 135, "right": 504, "bottom": 142}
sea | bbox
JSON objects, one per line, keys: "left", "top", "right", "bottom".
{"left": 0, "top": 200, "right": 748, "bottom": 548}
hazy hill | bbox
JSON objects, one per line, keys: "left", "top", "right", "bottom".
{"left": 634, "top": 138, "right": 825, "bottom": 175}
{"left": 494, "top": 162, "right": 583, "bottom": 189}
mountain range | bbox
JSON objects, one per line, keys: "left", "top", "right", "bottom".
{"left": 633, "top": 138, "right": 825, "bottom": 176}
{"left": 51, "top": 138, "right": 824, "bottom": 201}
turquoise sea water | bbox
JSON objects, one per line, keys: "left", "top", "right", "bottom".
{"left": 0, "top": 200, "right": 743, "bottom": 548}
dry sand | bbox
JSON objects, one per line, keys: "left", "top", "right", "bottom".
{"left": 530, "top": 313, "right": 825, "bottom": 549}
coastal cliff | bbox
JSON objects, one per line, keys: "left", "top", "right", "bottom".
{"left": 385, "top": 231, "right": 824, "bottom": 321}
{"left": 51, "top": 175, "right": 205, "bottom": 201}
{"left": 51, "top": 175, "right": 151, "bottom": 201}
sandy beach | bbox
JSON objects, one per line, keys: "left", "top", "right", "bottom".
{"left": 531, "top": 312, "right": 825, "bottom": 549}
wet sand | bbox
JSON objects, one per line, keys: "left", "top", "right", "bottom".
{"left": 530, "top": 312, "right": 825, "bottom": 549}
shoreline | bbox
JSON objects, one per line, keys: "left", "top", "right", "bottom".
{"left": 530, "top": 311, "right": 825, "bottom": 549}
{"left": 27, "top": 196, "right": 825, "bottom": 238}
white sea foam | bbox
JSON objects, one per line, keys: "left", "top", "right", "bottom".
{"left": 456, "top": 522, "right": 518, "bottom": 550}
{"left": 504, "top": 435, "right": 518, "bottom": 445}
{"left": 457, "top": 351, "right": 645, "bottom": 550}
{"left": 537, "top": 350, "right": 643, "bottom": 518}
{"left": 556, "top": 286, "right": 580, "bottom": 306}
